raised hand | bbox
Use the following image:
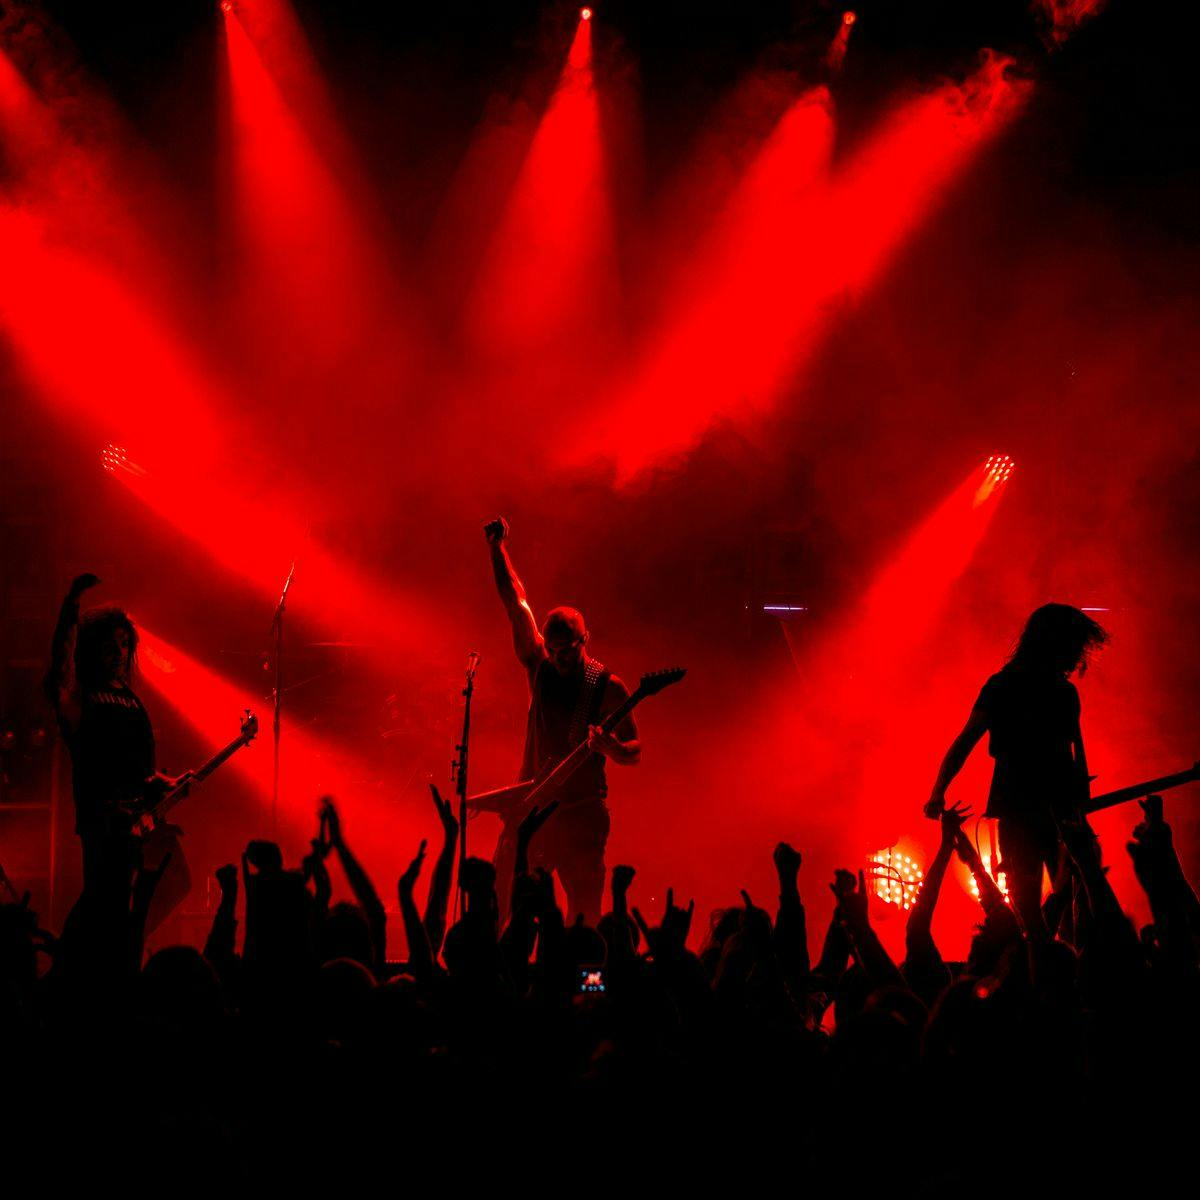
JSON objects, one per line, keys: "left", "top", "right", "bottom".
{"left": 484, "top": 517, "right": 509, "bottom": 544}
{"left": 319, "top": 796, "right": 342, "bottom": 847}
{"left": 924, "top": 793, "right": 946, "bottom": 820}
{"left": 831, "top": 869, "right": 870, "bottom": 930}
{"left": 399, "top": 839, "right": 427, "bottom": 896}
{"left": 69, "top": 572, "right": 101, "bottom": 598}
{"left": 215, "top": 863, "right": 238, "bottom": 896}
{"left": 773, "top": 842, "right": 802, "bottom": 882}
{"left": 1127, "top": 795, "right": 1173, "bottom": 873}
{"left": 633, "top": 887, "right": 694, "bottom": 959}
{"left": 829, "top": 868, "right": 857, "bottom": 900}
{"left": 611, "top": 864, "right": 636, "bottom": 896}
{"left": 517, "top": 800, "right": 559, "bottom": 848}
{"left": 429, "top": 784, "right": 459, "bottom": 838}
{"left": 940, "top": 802, "right": 973, "bottom": 843}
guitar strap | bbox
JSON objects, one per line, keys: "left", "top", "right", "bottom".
{"left": 568, "top": 659, "right": 609, "bottom": 747}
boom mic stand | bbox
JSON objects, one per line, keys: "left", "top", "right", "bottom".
{"left": 451, "top": 651, "right": 480, "bottom": 916}
{"left": 270, "top": 562, "right": 296, "bottom": 840}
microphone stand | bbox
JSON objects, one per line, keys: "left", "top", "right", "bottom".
{"left": 451, "top": 651, "right": 480, "bottom": 916}
{"left": 270, "top": 562, "right": 296, "bottom": 840}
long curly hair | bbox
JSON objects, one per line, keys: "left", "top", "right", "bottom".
{"left": 1009, "top": 603, "right": 1108, "bottom": 676}
{"left": 74, "top": 607, "right": 139, "bottom": 691}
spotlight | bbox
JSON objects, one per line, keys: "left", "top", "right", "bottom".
{"left": 867, "top": 847, "right": 924, "bottom": 911}
{"left": 100, "top": 443, "right": 147, "bottom": 478}
{"left": 843, "top": 10, "right": 857, "bottom": 24}
{"left": 220, "top": 1, "right": 235, "bottom": 14}
{"left": 966, "top": 851, "right": 1010, "bottom": 904}
{"left": 985, "top": 453, "right": 1015, "bottom": 485}
{"left": 580, "top": 7, "right": 593, "bottom": 20}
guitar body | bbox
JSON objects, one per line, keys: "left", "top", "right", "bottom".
{"left": 466, "top": 667, "right": 686, "bottom": 829}
{"left": 119, "top": 710, "right": 258, "bottom": 928}
{"left": 142, "top": 825, "right": 191, "bottom": 934}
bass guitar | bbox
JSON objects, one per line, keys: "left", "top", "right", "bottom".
{"left": 467, "top": 667, "right": 685, "bottom": 825}
{"left": 120, "top": 709, "right": 259, "bottom": 838}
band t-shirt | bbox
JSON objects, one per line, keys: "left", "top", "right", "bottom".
{"left": 63, "top": 685, "right": 156, "bottom": 833}
{"left": 975, "top": 666, "right": 1081, "bottom": 821}
{"left": 521, "top": 659, "right": 610, "bottom": 808}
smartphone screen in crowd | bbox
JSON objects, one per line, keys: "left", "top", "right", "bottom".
{"left": 579, "top": 967, "right": 606, "bottom": 994}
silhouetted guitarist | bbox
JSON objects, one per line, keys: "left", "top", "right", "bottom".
{"left": 485, "top": 518, "right": 639, "bottom": 924}
{"left": 925, "top": 603, "right": 1109, "bottom": 937}
{"left": 45, "top": 574, "right": 190, "bottom": 928}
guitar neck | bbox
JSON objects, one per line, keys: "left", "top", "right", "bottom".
{"left": 155, "top": 734, "right": 249, "bottom": 820}
{"left": 1085, "top": 764, "right": 1200, "bottom": 815}
{"left": 527, "top": 687, "right": 648, "bottom": 803}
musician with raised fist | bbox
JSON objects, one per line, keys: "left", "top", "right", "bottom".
{"left": 485, "top": 517, "right": 640, "bottom": 924}
{"left": 44, "top": 574, "right": 185, "bottom": 915}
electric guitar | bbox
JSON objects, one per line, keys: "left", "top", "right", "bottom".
{"left": 120, "top": 710, "right": 259, "bottom": 838}
{"left": 467, "top": 667, "right": 686, "bottom": 826}
{"left": 1083, "top": 760, "right": 1200, "bottom": 815}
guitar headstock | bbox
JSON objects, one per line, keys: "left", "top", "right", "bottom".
{"left": 241, "top": 709, "right": 260, "bottom": 742}
{"left": 637, "top": 667, "right": 687, "bottom": 696}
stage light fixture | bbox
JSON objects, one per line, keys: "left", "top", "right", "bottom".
{"left": 966, "top": 851, "right": 1011, "bottom": 904}
{"left": 100, "top": 443, "right": 146, "bottom": 477}
{"left": 868, "top": 847, "right": 924, "bottom": 911}
{"left": 580, "top": 7, "right": 593, "bottom": 20}
{"left": 220, "top": 1, "right": 236, "bottom": 14}
{"left": 984, "top": 453, "right": 1015, "bottom": 485}
{"left": 843, "top": 10, "right": 857, "bottom": 24}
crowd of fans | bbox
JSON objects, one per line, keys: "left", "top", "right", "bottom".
{"left": 2, "top": 786, "right": 1197, "bottom": 1180}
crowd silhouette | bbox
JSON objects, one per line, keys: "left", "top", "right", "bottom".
{"left": 3, "top": 778, "right": 1197, "bottom": 1180}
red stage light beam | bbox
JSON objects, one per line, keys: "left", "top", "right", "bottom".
{"left": 853, "top": 456, "right": 1014, "bottom": 663}
{"left": 572, "top": 55, "right": 1028, "bottom": 481}
{"left": 139, "top": 628, "right": 419, "bottom": 861}
{"left": 763, "top": 456, "right": 1015, "bottom": 844}
{"left": 141, "top": 627, "right": 436, "bottom": 947}
{"left": 465, "top": 13, "right": 617, "bottom": 357}
{"left": 106, "top": 449, "right": 449, "bottom": 663}
{"left": 572, "top": 86, "right": 835, "bottom": 479}
{"left": 0, "top": 46, "right": 57, "bottom": 170}
{"left": 221, "top": 8, "right": 395, "bottom": 366}
{"left": 0, "top": 207, "right": 223, "bottom": 459}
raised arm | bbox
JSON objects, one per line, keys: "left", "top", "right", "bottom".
{"left": 484, "top": 518, "right": 544, "bottom": 672}
{"left": 925, "top": 706, "right": 988, "bottom": 818}
{"left": 772, "top": 842, "right": 810, "bottom": 996}
{"left": 204, "top": 863, "right": 240, "bottom": 978}
{"left": 954, "top": 830, "right": 1014, "bottom": 926}
{"left": 45, "top": 573, "right": 100, "bottom": 733}
{"left": 398, "top": 841, "right": 434, "bottom": 982}
{"left": 422, "top": 785, "right": 459, "bottom": 958}
{"left": 908, "top": 804, "right": 971, "bottom": 945}
{"left": 322, "top": 798, "right": 387, "bottom": 975}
